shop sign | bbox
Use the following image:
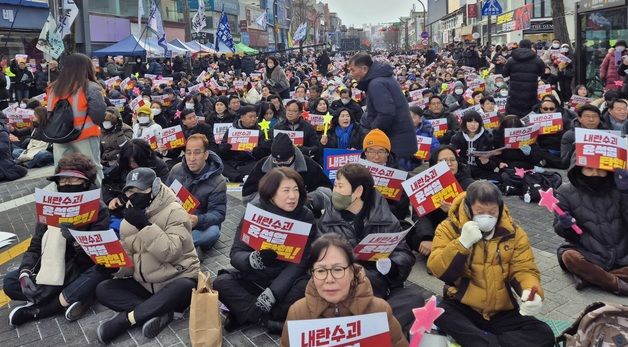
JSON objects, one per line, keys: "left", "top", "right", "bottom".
{"left": 579, "top": 0, "right": 626, "bottom": 12}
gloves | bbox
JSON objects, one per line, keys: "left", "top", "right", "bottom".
{"left": 459, "top": 221, "right": 483, "bottom": 249}
{"left": 255, "top": 287, "right": 276, "bottom": 313}
{"left": 558, "top": 212, "right": 576, "bottom": 230}
{"left": 58, "top": 223, "right": 74, "bottom": 240}
{"left": 19, "top": 271, "right": 38, "bottom": 302}
{"left": 519, "top": 289, "right": 543, "bottom": 316}
{"left": 615, "top": 169, "right": 628, "bottom": 191}
{"left": 124, "top": 207, "right": 150, "bottom": 230}
{"left": 249, "top": 249, "right": 278, "bottom": 270}
{"left": 520, "top": 145, "right": 532, "bottom": 156}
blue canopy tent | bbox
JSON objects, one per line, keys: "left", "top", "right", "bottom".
{"left": 144, "top": 38, "right": 187, "bottom": 57}
{"left": 169, "top": 39, "right": 198, "bottom": 53}
{"left": 92, "top": 35, "right": 157, "bottom": 57}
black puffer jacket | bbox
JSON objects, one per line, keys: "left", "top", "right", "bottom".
{"left": 555, "top": 161, "right": 628, "bottom": 271}
{"left": 531, "top": 105, "right": 576, "bottom": 154}
{"left": 273, "top": 117, "right": 321, "bottom": 160}
{"left": 503, "top": 48, "right": 545, "bottom": 117}
{"left": 423, "top": 107, "right": 459, "bottom": 145}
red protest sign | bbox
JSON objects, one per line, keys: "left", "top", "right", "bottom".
{"left": 415, "top": 136, "right": 432, "bottom": 160}
{"left": 528, "top": 113, "right": 563, "bottom": 135}
{"left": 140, "top": 133, "right": 158, "bottom": 151}
{"left": 35, "top": 188, "right": 101, "bottom": 227}
{"left": 160, "top": 125, "right": 186, "bottom": 150}
{"left": 69, "top": 228, "right": 133, "bottom": 268}
{"left": 169, "top": 179, "right": 200, "bottom": 214}
{"left": 428, "top": 118, "right": 448, "bottom": 138}
{"left": 129, "top": 96, "right": 146, "bottom": 111}
{"left": 482, "top": 111, "right": 500, "bottom": 129}
{"left": 358, "top": 159, "right": 407, "bottom": 201}
{"left": 568, "top": 95, "right": 591, "bottom": 112}
{"left": 7, "top": 108, "right": 34, "bottom": 128}
{"left": 503, "top": 124, "right": 540, "bottom": 149}
{"left": 213, "top": 123, "right": 233, "bottom": 143}
{"left": 402, "top": 161, "right": 463, "bottom": 216}
{"left": 353, "top": 229, "right": 410, "bottom": 261}
{"left": 307, "top": 114, "right": 326, "bottom": 132}
{"left": 240, "top": 204, "right": 312, "bottom": 263}
{"left": 274, "top": 129, "right": 305, "bottom": 146}
{"left": 227, "top": 128, "right": 259, "bottom": 151}
{"left": 494, "top": 97, "right": 507, "bottom": 113}
{"left": 537, "top": 84, "right": 553, "bottom": 99}
{"left": 575, "top": 128, "right": 627, "bottom": 172}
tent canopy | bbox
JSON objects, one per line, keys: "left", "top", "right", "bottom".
{"left": 92, "top": 35, "right": 155, "bottom": 57}
{"left": 235, "top": 42, "right": 258, "bottom": 55}
{"left": 144, "top": 37, "right": 187, "bottom": 57}
{"left": 169, "top": 38, "right": 198, "bottom": 53}
{"left": 185, "top": 41, "right": 215, "bottom": 53}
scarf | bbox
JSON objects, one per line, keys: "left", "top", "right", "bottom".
{"left": 335, "top": 123, "right": 354, "bottom": 149}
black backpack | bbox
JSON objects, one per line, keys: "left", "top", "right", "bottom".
{"left": 501, "top": 169, "right": 562, "bottom": 202}
{"left": 33, "top": 98, "right": 85, "bottom": 143}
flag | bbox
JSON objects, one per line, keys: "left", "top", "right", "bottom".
{"left": 255, "top": 10, "right": 267, "bottom": 30}
{"left": 148, "top": 0, "right": 169, "bottom": 56}
{"left": 138, "top": 0, "right": 144, "bottom": 34}
{"left": 191, "top": 0, "right": 206, "bottom": 33}
{"left": 293, "top": 23, "right": 307, "bottom": 42}
{"left": 56, "top": 0, "right": 79, "bottom": 38}
{"left": 37, "top": 13, "right": 64, "bottom": 59}
{"left": 287, "top": 29, "right": 294, "bottom": 48}
{"left": 215, "top": 10, "right": 235, "bottom": 52}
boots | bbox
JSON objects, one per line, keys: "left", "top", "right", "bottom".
{"left": 97, "top": 312, "right": 132, "bottom": 344}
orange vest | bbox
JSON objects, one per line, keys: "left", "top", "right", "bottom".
{"left": 47, "top": 86, "right": 100, "bottom": 141}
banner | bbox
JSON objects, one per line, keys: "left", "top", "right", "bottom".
{"left": 481, "top": 111, "right": 500, "bottom": 129}
{"left": 528, "top": 113, "right": 563, "bottom": 135}
{"left": 575, "top": 128, "right": 627, "bottom": 172}
{"left": 227, "top": 128, "right": 259, "bottom": 151}
{"left": 323, "top": 149, "right": 361, "bottom": 182}
{"left": 240, "top": 204, "right": 312, "bottom": 263}
{"left": 358, "top": 159, "right": 407, "bottom": 201}
{"left": 402, "top": 161, "right": 463, "bottom": 216}
{"left": 274, "top": 129, "right": 304, "bottom": 146}
{"left": 503, "top": 124, "right": 540, "bottom": 149}
{"left": 7, "top": 108, "right": 34, "bottom": 128}
{"left": 287, "top": 312, "right": 391, "bottom": 347}
{"left": 160, "top": 125, "right": 185, "bottom": 150}
{"left": 35, "top": 188, "right": 101, "bottom": 227}
{"left": 36, "top": 14, "right": 64, "bottom": 59}
{"left": 353, "top": 229, "right": 410, "bottom": 261}
{"left": 69, "top": 228, "right": 132, "bottom": 268}
{"left": 169, "top": 179, "right": 200, "bottom": 214}
{"left": 415, "top": 136, "right": 433, "bottom": 160}
{"left": 428, "top": 118, "right": 448, "bottom": 138}
{"left": 110, "top": 98, "right": 126, "bottom": 112}
{"left": 494, "top": 97, "right": 507, "bottom": 113}
{"left": 213, "top": 123, "right": 233, "bottom": 143}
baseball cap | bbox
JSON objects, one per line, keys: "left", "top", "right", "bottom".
{"left": 123, "top": 168, "right": 157, "bottom": 192}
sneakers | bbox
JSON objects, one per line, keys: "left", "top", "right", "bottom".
{"left": 97, "top": 312, "right": 131, "bottom": 344}
{"left": 65, "top": 301, "right": 89, "bottom": 321}
{"left": 9, "top": 302, "right": 37, "bottom": 326}
{"left": 142, "top": 313, "right": 173, "bottom": 338}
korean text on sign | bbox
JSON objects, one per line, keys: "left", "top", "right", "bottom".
{"left": 213, "top": 122, "right": 233, "bottom": 143}
{"left": 415, "top": 135, "right": 433, "bottom": 160}
{"left": 240, "top": 204, "right": 312, "bottom": 263}
{"left": 358, "top": 159, "right": 407, "bottom": 202}
{"left": 401, "top": 161, "right": 463, "bottom": 217}
{"left": 169, "top": 179, "right": 200, "bottom": 214}
{"left": 307, "top": 114, "right": 326, "bottom": 132}
{"left": 227, "top": 128, "right": 259, "bottom": 151}
{"left": 160, "top": 125, "right": 186, "bottom": 150}
{"left": 482, "top": 111, "right": 500, "bottom": 130}
{"left": 503, "top": 124, "right": 540, "bottom": 149}
{"left": 274, "top": 129, "right": 305, "bottom": 146}
{"left": 322, "top": 149, "right": 361, "bottom": 182}
{"left": 428, "top": 118, "right": 448, "bottom": 138}
{"left": 287, "top": 312, "right": 392, "bottom": 347}
{"left": 69, "top": 228, "right": 133, "bottom": 268}
{"left": 575, "top": 128, "right": 627, "bottom": 172}
{"left": 353, "top": 229, "right": 410, "bottom": 261}
{"left": 528, "top": 113, "right": 563, "bottom": 135}
{"left": 35, "top": 188, "right": 101, "bottom": 227}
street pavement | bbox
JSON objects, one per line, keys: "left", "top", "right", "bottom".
{"left": 0, "top": 166, "right": 626, "bottom": 346}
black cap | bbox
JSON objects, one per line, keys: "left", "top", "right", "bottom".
{"left": 123, "top": 168, "right": 157, "bottom": 192}
{"left": 271, "top": 133, "right": 295, "bottom": 162}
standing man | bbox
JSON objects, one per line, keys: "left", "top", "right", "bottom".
{"left": 348, "top": 52, "right": 417, "bottom": 170}
{"left": 502, "top": 39, "right": 545, "bottom": 117}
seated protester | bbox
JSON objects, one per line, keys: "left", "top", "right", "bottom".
{"left": 165, "top": 134, "right": 227, "bottom": 255}
{"left": 274, "top": 100, "right": 322, "bottom": 161}
{"left": 531, "top": 95, "right": 575, "bottom": 168}
{"left": 0, "top": 112, "right": 27, "bottom": 181}
{"left": 293, "top": 85, "right": 307, "bottom": 102}
{"left": 306, "top": 85, "right": 322, "bottom": 111}
{"left": 258, "top": 101, "right": 280, "bottom": 129}
{"left": 601, "top": 98, "right": 627, "bottom": 132}
{"left": 162, "top": 109, "right": 218, "bottom": 166}
{"left": 451, "top": 111, "right": 501, "bottom": 182}
{"left": 101, "top": 106, "right": 133, "bottom": 171}
{"left": 471, "top": 91, "right": 484, "bottom": 106}
{"left": 407, "top": 146, "right": 475, "bottom": 257}
{"left": 320, "top": 108, "right": 363, "bottom": 150}
{"left": 260, "top": 85, "right": 272, "bottom": 101}
{"left": 310, "top": 97, "right": 330, "bottom": 117}
{"left": 241, "top": 82, "right": 262, "bottom": 105}
{"left": 267, "top": 94, "right": 286, "bottom": 121}
{"left": 5, "top": 153, "right": 111, "bottom": 325}
{"left": 317, "top": 164, "right": 422, "bottom": 333}
{"left": 423, "top": 95, "right": 458, "bottom": 145}
{"left": 493, "top": 115, "right": 545, "bottom": 171}
{"left": 574, "top": 84, "right": 590, "bottom": 98}
{"left": 480, "top": 96, "right": 497, "bottom": 115}
{"left": 161, "top": 87, "right": 180, "bottom": 123}
{"left": 361, "top": 129, "right": 410, "bottom": 222}
{"left": 150, "top": 101, "right": 172, "bottom": 129}
{"left": 177, "top": 93, "right": 204, "bottom": 117}
{"left": 410, "top": 106, "right": 439, "bottom": 167}
{"left": 218, "top": 105, "right": 272, "bottom": 182}
{"left": 329, "top": 87, "right": 364, "bottom": 120}
{"left": 197, "top": 91, "right": 213, "bottom": 118}
{"left": 428, "top": 181, "right": 554, "bottom": 347}
{"left": 13, "top": 106, "right": 53, "bottom": 169}
{"left": 214, "top": 168, "right": 318, "bottom": 333}
{"left": 132, "top": 105, "right": 163, "bottom": 145}
{"left": 228, "top": 94, "right": 242, "bottom": 115}
{"left": 560, "top": 105, "right": 606, "bottom": 169}
{"left": 8, "top": 98, "right": 39, "bottom": 149}
{"left": 554, "top": 161, "right": 628, "bottom": 296}
{"left": 95, "top": 168, "right": 200, "bottom": 343}
{"left": 206, "top": 96, "right": 235, "bottom": 129}
{"left": 281, "top": 234, "right": 408, "bottom": 347}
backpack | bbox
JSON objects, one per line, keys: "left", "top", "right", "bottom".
{"left": 501, "top": 169, "right": 562, "bottom": 202}
{"left": 558, "top": 302, "right": 628, "bottom": 347}
{"left": 34, "top": 98, "right": 85, "bottom": 143}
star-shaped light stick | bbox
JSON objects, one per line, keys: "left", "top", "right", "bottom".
{"left": 514, "top": 167, "right": 533, "bottom": 178}
{"left": 538, "top": 188, "right": 583, "bottom": 234}
{"left": 258, "top": 119, "right": 271, "bottom": 140}
{"left": 409, "top": 296, "right": 444, "bottom": 347}
{"left": 322, "top": 112, "right": 333, "bottom": 136}
{"left": 615, "top": 80, "right": 624, "bottom": 88}
{"left": 301, "top": 110, "right": 309, "bottom": 122}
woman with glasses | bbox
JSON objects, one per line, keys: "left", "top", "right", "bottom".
{"left": 280, "top": 233, "right": 408, "bottom": 347}
{"left": 214, "top": 167, "right": 319, "bottom": 334}
{"left": 531, "top": 95, "right": 576, "bottom": 169}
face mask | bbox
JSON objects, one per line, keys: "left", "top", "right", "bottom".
{"left": 129, "top": 192, "right": 153, "bottom": 209}
{"left": 102, "top": 121, "right": 113, "bottom": 130}
{"left": 616, "top": 46, "right": 626, "bottom": 52}
{"left": 500, "top": 91, "right": 508, "bottom": 97}
{"left": 552, "top": 43, "right": 560, "bottom": 49}
{"left": 341, "top": 98, "right": 350, "bottom": 104}
{"left": 151, "top": 108, "right": 161, "bottom": 116}
{"left": 560, "top": 48, "right": 569, "bottom": 53}
{"left": 331, "top": 191, "right": 354, "bottom": 211}
{"left": 57, "top": 184, "right": 87, "bottom": 193}
{"left": 138, "top": 116, "right": 150, "bottom": 125}
{"left": 19, "top": 103, "right": 26, "bottom": 109}
{"left": 185, "top": 103, "right": 194, "bottom": 109}
{"left": 455, "top": 88, "right": 463, "bottom": 95}
{"left": 473, "top": 214, "right": 498, "bottom": 233}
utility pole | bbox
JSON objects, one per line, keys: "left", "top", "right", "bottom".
{"left": 487, "top": 13, "right": 492, "bottom": 47}
{"left": 273, "top": 0, "right": 279, "bottom": 51}
{"left": 182, "top": 0, "right": 191, "bottom": 41}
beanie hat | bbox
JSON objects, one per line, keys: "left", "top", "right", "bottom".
{"left": 363, "top": 129, "right": 391, "bottom": 152}
{"left": 137, "top": 105, "right": 152, "bottom": 117}
{"left": 271, "top": 133, "right": 296, "bottom": 162}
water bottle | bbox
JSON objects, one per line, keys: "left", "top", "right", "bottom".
{"left": 523, "top": 191, "right": 531, "bottom": 203}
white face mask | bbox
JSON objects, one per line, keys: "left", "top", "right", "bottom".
{"left": 341, "top": 98, "right": 350, "bottom": 104}
{"left": 560, "top": 47, "right": 569, "bottom": 53}
{"left": 500, "top": 91, "right": 508, "bottom": 97}
{"left": 185, "top": 102, "right": 195, "bottom": 109}
{"left": 552, "top": 43, "right": 560, "bottom": 49}
{"left": 151, "top": 108, "right": 161, "bottom": 116}
{"left": 617, "top": 46, "right": 626, "bottom": 52}
{"left": 473, "top": 214, "right": 498, "bottom": 233}
{"left": 102, "top": 121, "right": 113, "bottom": 130}
{"left": 138, "top": 116, "right": 150, "bottom": 125}
{"left": 455, "top": 88, "right": 463, "bottom": 95}
{"left": 19, "top": 103, "right": 26, "bottom": 109}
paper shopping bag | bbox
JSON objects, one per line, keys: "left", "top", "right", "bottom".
{"left": 189, "top": 272, "right": 222, "bottom": 347}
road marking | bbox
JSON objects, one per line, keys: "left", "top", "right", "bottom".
{"left": 0, "top": 236, "right": 31, "bottom": 266}
{"left": 0, "top": 290, "right": 10, "bottom": 308}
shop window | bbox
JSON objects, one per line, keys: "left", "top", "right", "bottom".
{"left": 525, "top": 0, "right": 552, "bottom": 18}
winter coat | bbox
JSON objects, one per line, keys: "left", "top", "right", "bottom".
{"left": 219, "top": 119, "right": 272, "bottom": 164}
{"left": 0, "top": 122, "right": 26, "bottom": 181}
{"left": 617, "top": 61, "right": 628, "bottom": 97}
{"left": 503, "top": 48, "right": 545, "bottom": 117}
{"left": 325, "top": 123, "right": 363, "bottom": 150}
{"left": 10, "top": 65, "right": 33, "bottom": 91}
{"left": 330, "top": 99, "right": 364, "bottom": 120}
{"left": 274, "top": 117, "right": 322, "bottom": 159}
{"left": 554, "top": 161, "right": 628, "bottom": 271}
{"left": 357, "top": 62, "right": 417, "bottom": 157}
{"left": 423, "top": 107, "right": 459, "bottom": 145}
{"left": 450, "top": 128, "right": 495, "bottom": 167}
{"left": 427, "top": 192, "right": 543, "bottom": 319}
{"left": 559, "top": 118, "right": 607, "bottom": 169}
{"left": 101, "top": 156, "right": 170, "bottom": 205}
{"left": 241, "top": 56, "right": 256, "bottom": 75}
{"left": 531, "top": 105, "right": 576, "bottom": 153}
{"left": 206, "top": 112, "right": 236, "bottom": 130}
{"left": 280, "top": 266, "right": 408, "bottom": 347}
{"left": 600, "top": 49, "right": 627, "bottom": 91}
{"left": 317, "top": 190, "right": 415, "bottom": 296}
{"left": 165, "top": 151, "right": 227, "bottom": 230}
{"left": 118, "top": 182, "right": 200, "bottom": 293}
{"left": 105, "top": 62, "right": 123, "bottom": 78}
{"left": 264, "top": 66, "right": 290, "bottom": 95}
{"left": 132, "top": 121, "right": 163, "bottom": 144}
{"left": 492, "top": 130, "right": 544, "bottom": 169}
{"left": 100, "top": 122, "right": 133, "bottom": 166}
{"left": 147, "top": 61, "right": 164, "bottom": 76}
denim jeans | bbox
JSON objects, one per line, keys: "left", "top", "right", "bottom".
{"left": 192, "top": 225, "right": 220, "bottom": 250}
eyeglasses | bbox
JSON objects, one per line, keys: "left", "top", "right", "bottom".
{"left": 541, "top": 107, "right": 556, "bottom": 112}
{"left": 365, "top": 148, "right": 388, "bottom": 156}
{"left": 439, "top": 158, "right": 457, "bottom": 164}
{"left": 311, "top": 265, "right": 351, "bottom": 280}
{"left": 185, "top": 150, "right": 206, "bottom": 157}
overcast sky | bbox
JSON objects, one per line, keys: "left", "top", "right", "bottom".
{"left": 321, "top": 0, "right": 424, "bottom": 27}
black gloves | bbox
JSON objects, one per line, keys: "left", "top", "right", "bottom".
{"left": 558, "top": 212, "right": 576, "bottom": 230}
{"left": 124, "top": 208, "right": 150, "bottom": 230}
{"left": 249, "top": 249, "right": 278, "bottom": 270}
{"left": 58, "top": 223, "right": 74, "bottom": 240}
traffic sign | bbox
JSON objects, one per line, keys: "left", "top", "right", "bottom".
{"left": 421, "top": 31, "right": 429, "bottom": 39}
{"left": 481, "top": 0, "right": 503, "bottom": 16}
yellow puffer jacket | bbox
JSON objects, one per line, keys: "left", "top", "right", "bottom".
{"left": 427, "top": 192, "right": 543, "bottom": 320}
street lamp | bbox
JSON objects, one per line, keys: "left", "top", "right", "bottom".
{"left": 417, "top": 0, "right": 427, "bottom": 40}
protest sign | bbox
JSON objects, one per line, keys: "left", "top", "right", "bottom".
{"left": 481, "top": 111, "right": 500, "bottom": 129}
{"left": 273, "top": 129, "right": 305, "bottom": 146}
{"left": 213, "top": 123, "right": 233, "bottom": 143}
{"left": 537, "top": 84, "right": 553, "bottom": 99}
{"left": 32, "top": 93, "right": 47, "bottom": 106}
{"left": 196, "top": 70, "right": 208, "bottom": 83}
{"left": 188, "top": 83, "right": 206, "bottom": 94}
{"left": 575, "top": 128, "right": 627, "bottom": 172}
{"left": 240, "top": 203, "right": 312, "bottom": 263}
{"left": 7, "top": 108, "right": 33, "bottom": 128}
{"left": 358, "top": 159, "right": 407, "bottom": 201}
{"left": 415, "top": 136, "right": 433, "bottom": 160}
{"left": 227, "top": 128, "right": 259, "bottom": 151}
{"left": 528, "top": 113, "right": 563, "bottom": 135}
{"left": 567, "top": 95, "right": 591, "bottom": 111}
{"left": 353, "top": 228, "right": 410, "bottom": 261}
{"left": 160, "top": 125, "right": 186, "bottom": 150}
{"left": 250, "top": 72, "right": 261, "bottom": 81}
{"left": 119, "top": 77, "right": 132, "bottom": 90}
{"left": 408, "top": 89, "right": 426, "bottom": 101}
{"left": 453, "top": 105, "right": 482, "bottom": 124}
{"left": 402, "top": 161, "right": 463, "bottom": 216}
{"left": 35, "top": 188, "right": 101, "bottom": 227}
{"left": 323, "top": 149, "right": 361, "bottom": 182}
{"left": 104, "top": 76, "right": 121, "bottom": 90}
{"left": 307, "top": 114, "right": 326, "bottom": 132}
{"left": 129, "top": 96, "right": 146, "bottom": 111}
{"left": 69, "top": 229, "right": 132, "bottom": 268}
{"left": 494, "top": 97, "right": 507, "bottom": 113}
{"left": 144, "top": 73, "right": 157, "bottom": 80}
{"left": 428, "top": 118, "right": 448, "bottom": 138}
{"left": 169, "top": 179, "right": 200, "bottom": 214}
{"left": 287, "top": 312, "right": 391, "bottom": 347}
{"left": 151, "top": 94, "right": 171, "bottom": 106}
{"left": 110, "top": 98, "right": 126, "bottom": 112}
{"left": 503, "top": 124, "right": 540, "bottom": 148}
{"left": 351, "top": 88, "right": 362, "bottom": 102}
{"left": 470, "top": 146, "right": 506, "bottom": 157}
